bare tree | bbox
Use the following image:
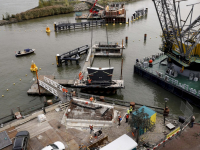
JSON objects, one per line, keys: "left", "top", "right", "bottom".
{"left": 128, "top": 108, "right": 153, "bottom": 143}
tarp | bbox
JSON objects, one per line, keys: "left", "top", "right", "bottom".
{"left": 132, "top": 106, "right": 155, "bottom": 117}
{"left": 100, "top": 134, "right": 137, "bottom": 150}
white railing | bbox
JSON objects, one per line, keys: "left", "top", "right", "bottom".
{"left": 39, "top": 80, "right": 58, "bottom": 96}
{"left": 44, "top": 76, "right": 65, "bottom": 92}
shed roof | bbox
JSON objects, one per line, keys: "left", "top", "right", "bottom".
{"left": 133, "top": 106, "right": 156, "bottom": 117}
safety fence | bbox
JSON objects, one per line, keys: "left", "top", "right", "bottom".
{"left": 76, "top": 93, "right": 164, "bottom": 113}
{"left": 0, "top": 98, "right": 59, "bottom": 125}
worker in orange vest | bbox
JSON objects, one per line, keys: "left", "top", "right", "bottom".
{"left": 89, "top": 125, "right": 94, "bottom": 134}
{"left": 79, "top": 71, "right": 82, "bottom": 77}
{"left": 62, "top": 88, "right": 65, "bottom": 96}
{"left": 88, "top": 78, "right": 92, "bottom": 84}
{"left": 90, "top": 97, "right": 94, "bottom": 103}
{"left": 125, "top": 114, "right": 129, "bottom": 123}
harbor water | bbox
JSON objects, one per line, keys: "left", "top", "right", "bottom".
{"left": 0, "top": 0, "right": 200, "bottom": 121}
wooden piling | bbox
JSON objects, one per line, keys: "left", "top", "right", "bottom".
{"left": 120, "top": 58, "right": 123, "bottom": 80}
{"left": 144, "top": 34, "right": 147, "bottom": 41}
{"left": 125, "top": 36, "right": 128, "bottom": 44}
{"left": 121, "top": 39, "right": 124, "bottom": 56}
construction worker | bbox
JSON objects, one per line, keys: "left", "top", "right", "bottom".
{"left": 127, "top": 109, "right": 130, "bottom": 114}
{"left": 118, "top": 115, "right": 122, "bottom": 126}
{"left": 79, "top": 71, "right": 82, "bottom": 78}
{"left": 62, "top": 88, "right": 65, "bottom": 96}
{"left": 129, "top": 106, "right": 133, "bottom": 114}
{"left": 88, "top": 78, "right": 92, "bottom": 84}
{"left": 125, "top": 113, "right": 129, "bottom": 123}
{"left": 89, "top": 125, "right": 94, "bottom": 134}
{"left": 90, "top": 97, "right": 94, "bottom": 103}
{"left": 190, "top": 116, "right": 195, "bottom": 127}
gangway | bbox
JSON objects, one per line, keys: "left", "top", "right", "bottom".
{"left": 39, "top": 76, "right": 71, "bottom": 103}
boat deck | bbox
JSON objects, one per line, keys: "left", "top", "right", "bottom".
{"left": 73, "top": 79, "right": 124, "bottom": 89}
{"left": 139, "top": 54, "right": 200, "bottom": 96}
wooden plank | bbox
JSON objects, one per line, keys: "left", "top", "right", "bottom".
{"left": 45, "top": 129, "right": 63, "bottom": 143}
{"left": 45, "top": 129, "right": 69, "bottom": 148}
{"left": 27, "top": 142, "right": 33, "bottom": 150}
{"left": 2, "top": 145, "right": 13, "bottom": 150}
{"left": 56, "top": 129, "right": 75, "bottom": 142}
{"left": 36, "top": 132, "right": 52, "bottom": 147}
{"left": 5, "top": 127, "right": 17, "bottom": 139}
{"left": 29, "top": 137, "right": 43, "bottom": 150}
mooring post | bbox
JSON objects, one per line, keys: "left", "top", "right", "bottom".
{"left": 56, "top": 54, "right": 61, "bottom": 67}
{"left": 125, "top": 36, "right": 128, "bottom": 44}
{"left": 145, "top": 8, "right": 148, "bottom": 15}
{"left": 133, "top": 13, "right": 135, "bottom": 19}
{"left": 36, "top": 70, "right": 41, "bottom": 95}
{"left": 144, "top": 34, "right": 147, "bottom": 41}
{"left": 121, "top": 39, "right": 124, "bottom": 56}
{"left": 120, "top": 58, "right": 123, "bottom": 80}
{"left": 54, "top": 22, "right": 57, "bottom": 31}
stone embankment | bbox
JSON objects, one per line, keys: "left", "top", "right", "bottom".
{"left": 74, "top": 2, "right": 89, "bottom": 12}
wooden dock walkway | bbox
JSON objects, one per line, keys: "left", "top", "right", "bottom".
{"left": 54, "top": 20, "right": 105, "bottom": 31}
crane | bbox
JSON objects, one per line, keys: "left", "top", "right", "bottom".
{"left": 152, "top": 0, "right": 200, "bottom": 68}
{"left": 89, "top": 0, "right": 99, "bottom": 16}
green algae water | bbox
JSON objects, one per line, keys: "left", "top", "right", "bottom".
{"left": 0, "top": 0, "right": 200, "bottom": 122}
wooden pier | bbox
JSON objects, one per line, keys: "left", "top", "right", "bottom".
{"left": 93, "top": 42, "right": 125, "bottom": 57}
{"left": 54, "top": 20, "right": 105, "bottom": 31}
{"left": 56, "top": 45, "right": 89, "bottom": 67}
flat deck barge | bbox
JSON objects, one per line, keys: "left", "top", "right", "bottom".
{"left": 134, "top": 54, "right": 200, "bottom": 108}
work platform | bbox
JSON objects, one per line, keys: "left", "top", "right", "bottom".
{"left": 54, "top": 20, "right": 105, "bottom": 31}
{"left": 93, "top": 42, "right": 125, "bottom": 57}
{"left": 56, "top": 45, "right": 89, "bottom": 67}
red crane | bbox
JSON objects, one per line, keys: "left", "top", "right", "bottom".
{"left": 89, "top": 0, "right": 99, "bottom": 15}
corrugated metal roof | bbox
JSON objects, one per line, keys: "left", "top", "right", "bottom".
{"left": 100, "top": 134, "right": 137, "bottom": 150}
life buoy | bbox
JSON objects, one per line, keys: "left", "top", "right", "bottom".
{"left": 180, "top": 69, "right": 183, "bottom": 73}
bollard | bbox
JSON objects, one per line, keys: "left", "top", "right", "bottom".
{"left": 125, "top": 36, "right": 128, "bottom": 44}
{"left": 145, "top": 8, "right": 148, "bottom": 15}
{"left": 128, "top": 18, "right": 129, "bottom": 23}
{"left": 133, "top": 13, "right": 135, "bottom": 19}
{"left": 144, "top": 34, "right": 147, "bottom": 41}
{"left": 53, "top": 22, "right": 56, "bottom": 31}
{"left": 131, "top": 16, "right": 133, "bottom": 20}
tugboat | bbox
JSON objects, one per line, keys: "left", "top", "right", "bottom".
{"left": 134, "top": 0, "right": 200, "bottom": 107}
{"left": 15, "top": 49, "right": 35, "bottom": 57}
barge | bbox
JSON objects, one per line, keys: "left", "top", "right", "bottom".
{"left": 134, "top": 0, "right": 200, "bottom": 107}
{"left": 134, "top": 54, "right": 200, "bottom": 108}
{"left": 93, "top": 41, "right": 125, "bottom": 57}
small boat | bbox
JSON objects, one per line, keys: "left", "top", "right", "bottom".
{"left": 15, "top": 49, "right": 35, "bottom": 57}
